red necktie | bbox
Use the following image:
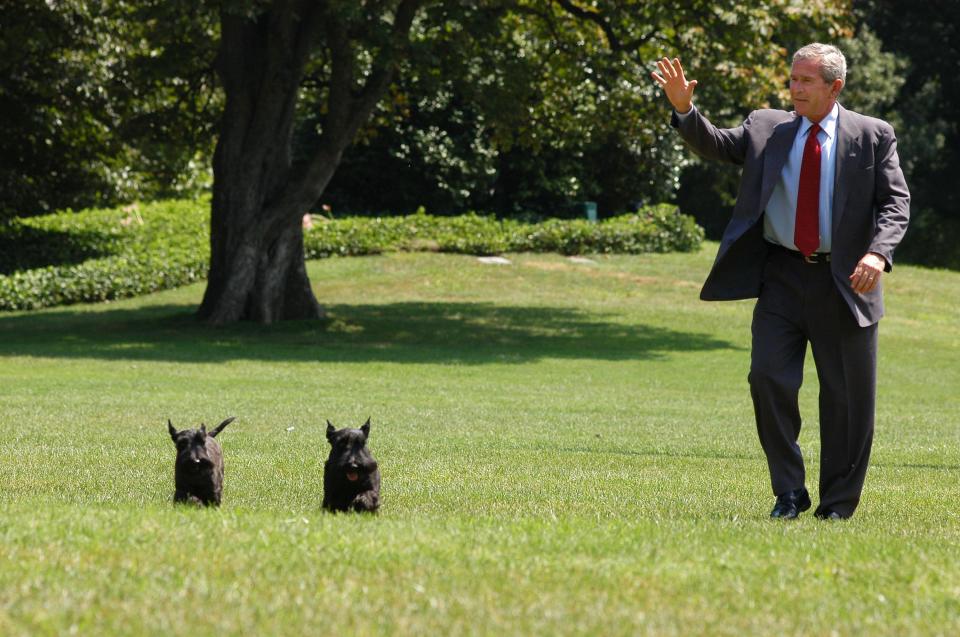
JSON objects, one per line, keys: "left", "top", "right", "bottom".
{"left": 794, "top": 122, "right": 821, "bottom": 256}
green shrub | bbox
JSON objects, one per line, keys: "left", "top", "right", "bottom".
{"left": 302, "top": 206, "right": 704, "bottom": 259}
{"left": 1, "top": 200, "right": 703, "bottom": 312}
{"left": 0, "top": 199, "right": 209, "bottom": 311}
{"left": 510, "top": 204, "right": 704, "bottom": 255}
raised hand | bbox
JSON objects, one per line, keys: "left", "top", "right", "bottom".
{"left": 651, "top": 57, "right": 698, "bottom": 114}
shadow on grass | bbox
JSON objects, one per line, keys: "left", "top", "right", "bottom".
{"left": 556, "top": 446, "right": 759, "bottom": 461}
{"left": 549, "top": 446, "right": 960, "bottom": 472}
{"left": 0, "top": 301, "right": 739, "bottom": 364}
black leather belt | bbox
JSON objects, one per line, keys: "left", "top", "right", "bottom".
{"left": 767, "top": 242, "right": 831, "bottom": 264}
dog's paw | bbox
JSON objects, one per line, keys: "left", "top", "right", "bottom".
{"left": 351, "top": 493, "right": 379, "bottom": 513}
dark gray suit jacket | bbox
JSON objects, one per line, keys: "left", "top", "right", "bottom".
{"left": 672, "top": 104, "right": 910, "bottom": 327}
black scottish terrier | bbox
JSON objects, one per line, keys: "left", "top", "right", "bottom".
{"left": 168, "top": 416, "right": 235, "bottom": 507}
{"left": 323, "top": 418, "right": 380, "bottom": 513}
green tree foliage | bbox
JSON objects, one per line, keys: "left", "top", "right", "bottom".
{"left": 3, "top": 1, "right": 856, "bottom": 322}
{"left": 840, "top": 25, "right": 905, "bottom": 116}
{"left": 3, "top": 1, "right": 851, "bottom": 223}
{"left": 1, "top": 1, "right": 114, "bottom": 216}
{"left": 212, "top": 0, "right": 853, "bottom": 323}
{"left": 323, "top": 1, "right": 851, "bottom": 218}
{"left": 0, "top": 0, "right": 220, "bottom": 219}
{"left": 852, "top": 0, "right": 960, "bottom": 268}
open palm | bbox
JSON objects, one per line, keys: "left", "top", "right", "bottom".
{"left": 651, "top": 57, "right": 698, "bottom": 114}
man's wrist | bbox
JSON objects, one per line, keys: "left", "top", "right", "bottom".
{"left": 867, "top": 252, "right": 888, "bottom": 269}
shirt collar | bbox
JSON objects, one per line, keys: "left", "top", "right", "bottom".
{"left": 800, "top": 102, "right": 839, "bottom": 139}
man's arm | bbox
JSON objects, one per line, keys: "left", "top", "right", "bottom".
{"left": 652, "top": 56, "right": 748, "bottom": 165}
{"left": 849, "top": 123, "right": 910, "bottom": 294}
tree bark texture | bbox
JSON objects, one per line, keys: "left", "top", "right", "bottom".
{"left": 198, "top": 0, "right": 420, "bottom": 324}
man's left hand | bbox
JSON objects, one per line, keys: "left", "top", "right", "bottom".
{"left": 849, "top": 253, "right": 886, "bottom": 294}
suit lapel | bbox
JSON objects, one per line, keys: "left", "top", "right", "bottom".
{"left": 832, "top": 104, "right": 861, "bottom": 231}
{"left": 760, "top": 116, "right": 801, "bottom": 215}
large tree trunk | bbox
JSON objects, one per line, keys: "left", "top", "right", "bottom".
{"left": 198, "top": 192, "right": 325, "bottom": 324}
{"left": 197, "top": 0, "right": 419, "bottom": 324}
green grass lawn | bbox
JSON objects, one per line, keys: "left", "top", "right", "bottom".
{"left": 1, "top": 245, "right": 958, "bottom": 636}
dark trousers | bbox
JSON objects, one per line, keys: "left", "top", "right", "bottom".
{"left": 748, "top": 247, "right": 878, "bottom": 517}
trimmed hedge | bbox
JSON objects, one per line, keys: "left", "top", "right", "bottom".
{"left": 302, "top": 204, "right": 703, "bottom": 258}
{"left": 1, "top": 199, "right": 703, "bottom": 312}
{"left": 0, "top": 199, "right": 209, "bottom": 312}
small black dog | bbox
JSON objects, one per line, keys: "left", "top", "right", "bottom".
{"left": 323, "top": 418, "right": 380, "bottom": 513}
{"left": 168, "top": 417, "right": 235, "bottom": 507}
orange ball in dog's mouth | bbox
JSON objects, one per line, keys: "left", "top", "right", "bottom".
{"left": 346, "top": 472, "right": 359, "bottom": 482}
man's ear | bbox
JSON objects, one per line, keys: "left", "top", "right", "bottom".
{"left": 831, "top": 78, "right": 844, "bottom": 98}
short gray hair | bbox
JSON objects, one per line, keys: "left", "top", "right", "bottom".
{"left": 793, "top": 43, "right": 847, "bottom": 84}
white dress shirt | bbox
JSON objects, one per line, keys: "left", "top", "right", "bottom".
{"left": 763, "top": 103, "right": 840, "bottom": 253}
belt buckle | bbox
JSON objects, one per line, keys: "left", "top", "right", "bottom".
{"left": 802, "top": 253, "right": 829, "bottom": 264}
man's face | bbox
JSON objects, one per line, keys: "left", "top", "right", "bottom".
{"left": 790, "top": 58, "right": 842, "bottom": 122}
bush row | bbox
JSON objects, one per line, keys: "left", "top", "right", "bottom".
{"left": 0, "top": 199, "right": 210, "bottom": 312}
{"left": 0, "top": 199, "right": 703, "bottom": 312}
{"left": 302, "top": 204, "right": 703, "bottom": 258}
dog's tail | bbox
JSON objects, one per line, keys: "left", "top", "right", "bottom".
{"left": 210, "top": 416, "right": 236, "bottom": 438}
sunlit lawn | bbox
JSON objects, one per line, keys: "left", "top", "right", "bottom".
{"left": 1, "top": 246, "right": 958, "bottom": 636}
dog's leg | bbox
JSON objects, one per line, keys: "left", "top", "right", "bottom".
{"left": 351, "top": 491, "right": 380, "bottom": 512}
{"left": 174, "top": 492, "right": 204, "bottom": 507}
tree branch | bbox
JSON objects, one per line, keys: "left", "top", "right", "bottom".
{"left": 550, "top": 1, "right": 663, "bottom": 54}
{"left": 279, "top": 0, "right": 423, "bottom": 215}
{"left": 350, "top": 0, "right": 420, "bottom": 129}
{"left": 323, "top": 8, "right": 354, "bottom": 142}
{"left": 552, "top": 0, "right": 621, "bottom": 51}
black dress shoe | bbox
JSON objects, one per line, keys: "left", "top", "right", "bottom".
{"left": 770, "top": 488, "right": 812, "bottom": 519}
{"left": 815, "top": 509, "right": 846, "bottom": 520}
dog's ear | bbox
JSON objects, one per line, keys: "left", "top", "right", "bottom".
{"left": 361, "top": 418, "right": 371, "bottom": 440}
{"left": 210, "top": 416, "right": 235, "bottom": 438}
{"left": 200, "top": 423, "right": 207, "bottom": 436}
{"left": 326, "top": 420, "right": 336, "bottom": 442}
{"left": 168, "top": 419, "right": 178, "bottom": 441}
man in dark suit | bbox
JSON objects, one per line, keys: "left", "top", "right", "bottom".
{"left": 651, "top": 43, "right": 910, "bottom": 519}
